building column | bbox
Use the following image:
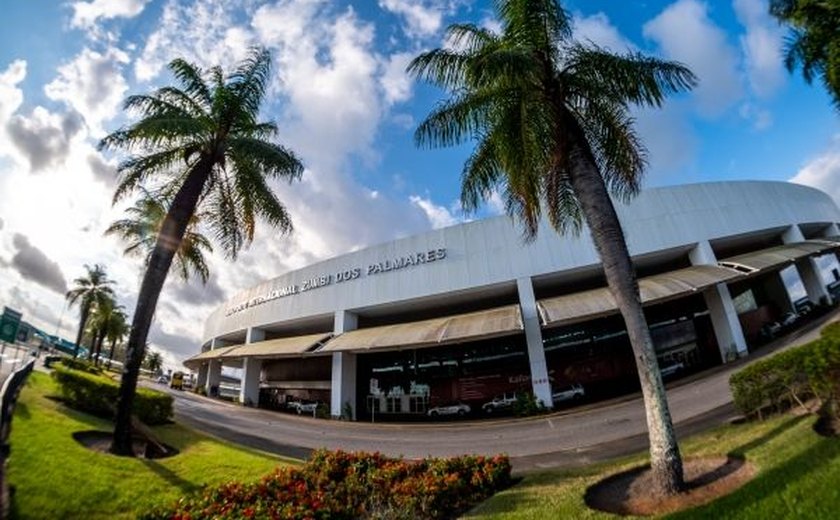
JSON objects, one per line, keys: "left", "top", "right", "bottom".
{"left": 196, "top": 363, "right": 208, "bottom": 389}
{"left": 240, "top": 357, "right": 262, "bottom": 406}
{"left": 240, "top": 327, "right": 265, "bottom": 406}
{"left": 783, "top": 225, "right": 831, "bottom": 305}
{"left": 331, "top": 310, "right": 358, "bottom": 419}
{"left": 690, "top": 241, "right": 748, "bottom": 361}
{"left": 517, "top": 277, "right": 553, "bottom": 409}
{"left": 205, "top": 359, "right": 222, "bottom": 397}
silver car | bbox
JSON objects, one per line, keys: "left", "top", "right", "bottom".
{"left": 552, "top": 383, "right": 584, "bottom": 403}
{"left": 427, "top": 402, "right": 471, "bottom": 417}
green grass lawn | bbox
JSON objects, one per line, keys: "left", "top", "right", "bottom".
{"left": 466, "top": 413, "right": 840, "bottom": 519}
{"left": 8, "top": 372, "right": 298, "bottom": 519}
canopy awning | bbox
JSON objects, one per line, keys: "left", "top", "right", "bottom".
{"left": 319, "top": 305, "right": 523, "bottom": 353}
{"left": 221, "top": 333, "right": 331, "bottom": 359}
{"left": 719, "top": 240, "right": 838, "bottom": 274}
{"left": 538, "top": 264, "right": 743, "bottom": 328}
{"left": 183, "top": 345, "right": 239, "bottom": 369}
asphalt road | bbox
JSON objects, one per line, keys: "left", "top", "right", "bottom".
{"left": 165, "top": 310, "right": 838, "bottom": 472}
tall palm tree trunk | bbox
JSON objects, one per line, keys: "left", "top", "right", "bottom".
{"left": 95, "top": 327, "right": 106, "bottom": 366}
{"left": 111, "top": 160, "right": 212, "bottom": 455}
{"left": 567, "top": 131, "right": 684, "bottom": 494}
{"left": 107, "top": 339, "right": 117, "bottom": 369}
{"left": 73, "top": 304, "right": 90, "bottom": 359}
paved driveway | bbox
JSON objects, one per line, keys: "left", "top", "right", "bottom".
{"left": 167, "top": 310, "right": 838, "bottom": 471}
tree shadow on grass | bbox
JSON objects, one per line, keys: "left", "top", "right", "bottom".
{"left": 669, "top": 418, "right": 840, "bottom": 518}
{"left": 728, "top": 415, "right": 807, "bottom": 458}
{"left": 141, "top": 459, "right": 200, "bottom": 496}
{"left": 12, "top": 401, "right": 29, "bottom": 419}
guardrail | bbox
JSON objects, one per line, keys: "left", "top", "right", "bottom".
{"left": 0, "top": 357, "right": 35, "bottom": 519}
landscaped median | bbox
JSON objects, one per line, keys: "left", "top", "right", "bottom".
{"left": 8, "top": 371, "right": 295, "bottom": 519}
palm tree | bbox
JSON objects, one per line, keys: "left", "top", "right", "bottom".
{"left": 99, "top": 48, "right": 304, "bottom": 455}
{"left": 105, "top": 309, "right": 129, "bottom": 370}
{"left": 106, "top": 187, "right": 213, "bottom": 283}
{"left": 408, "top": 0, "right": 695, "bottom": 495}
{"left": 65, "top": 264, "right": 115, "bottom": 359}
{"left": 143, "top": 350, "right": 164, "bottom": 375}
{"left": 770, "top": 0, "right": 840, "bottom": 110}
{"left": 87, "top": 297, "right": 123, "bottom": 366}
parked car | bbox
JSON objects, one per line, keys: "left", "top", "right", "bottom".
{"left": 659, "top": 361, "right": 685, "bottom": 379}
{"left": 156, "top": 375, "right": 169, "bottom": 384}
{"left": 481, "top": 392, "right": 518, "bottom": 413}
{"left": 779, "top": 311, "right": 798, "bottom": 328}
{"left": 760, "top": 321, "right": 782, "bottom": 340}
{"left": 288, "top": 400, "right": 321, "bottom": 415}
{"left": 551, "top": 383, "right": 585, "bottom": 404}
{"left": 427, "top": 402, "right": 471, "bottom": 417}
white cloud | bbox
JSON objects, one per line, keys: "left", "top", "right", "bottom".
{"left": 789, "top": 136, "right": 840, "bottom": 203}
{"left": 0, "top": 60, "right": 26, "bottom": 130}
{"left": 733, "top": 0, "right": 786, "bottom": 99}
{"left": 738, "top": 102, "right": 773, "bottom": 130}
{"left": 44, "top": 47, "right": 129, "bottom": 136}
{"left": 487, "top": 189, "right": 506, "bottom": 215}
{"left": 644, "top": 0, "right": 743, "bottom": 117}
{"left": 71, "top": 0, "right": 152, "bottom": 29}
{"left": 410, "top": 195, "right": 460, "bottom": 228}
{"left": 573, "top": 12, "right": 634, "bottom": 52}
{"left": 379, "top": 0, "right": 445, "bottom": 39}
{"left": 134, "top": 0, "right": 253, "bottom": 82}
{"left": 381, "top": 52, "right": 414, "bottom": 105}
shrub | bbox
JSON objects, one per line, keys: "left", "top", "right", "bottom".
{"left": 142, "top": 449, "right": 512, "bottom": 520}
{"left": 513, "top": 392, "right": 546, "bottom": 417}
{"left": 52, "top": 366, "right": 173, "bottom": 425}
{"left": 59, "top": 357, "right": 102, "bottom": 374}
{"left": 730, "top": 326, "right": 840, "bottom": 420}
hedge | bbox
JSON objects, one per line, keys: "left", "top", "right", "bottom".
{"left": 51, "top": 366, "right": 173, "bottom": 425}
{"left": 59, "top": 357, "right": 103, "bottom": 374}
{"left": 142, "top": 449, "right": 512, "bottom": 519}
{"left": 730, "top": 325, "right": 840, "bottom": 420}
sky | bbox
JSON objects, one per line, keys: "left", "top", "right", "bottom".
{"left": 1, "top": 0, "right": 840, "bottom": 372}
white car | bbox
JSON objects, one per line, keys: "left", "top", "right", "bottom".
{"left": 286, "top": 400, "right": 318, "bottom": 414}
{"left": 659, "top": 361, "right": 684, "bottom": 378}
{"left": 552, "top": 383, "right": 584, "bottom": 404}
{"left": 482, "top": 393, "right": 518, "bottom": 413}
{"left": 427, "top": 402, "right": 471, "bottom": 417}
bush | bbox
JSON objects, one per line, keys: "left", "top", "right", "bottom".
{"left": 142, "top": 449, "right": 512, "bottom": 520}
{"left": 513, "top": 392, "right": 546, "bottom": 417}
{"left": 730, "top": 326, "right": 840, "bottom": 421}
{"left": 52, "top": 366, "right": 173, "bottom": 425}
{"left": 59, "top": 357, "right": 102, "bottom": 374}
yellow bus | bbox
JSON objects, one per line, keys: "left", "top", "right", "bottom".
{"left": 170, "top": 371, "right": 184, "bottom": 390}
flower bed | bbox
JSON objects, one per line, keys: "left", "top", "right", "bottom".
{"left": 142, "top": 449, "right": 512, "bottom": 519}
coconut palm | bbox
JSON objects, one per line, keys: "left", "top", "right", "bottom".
{"left": 408, "top": 0, "right": 695, "bottom": 495}
{"left": 99, "top": 47, "right": 304, "bottom": 455}
{"left": 105, "top": 308, "right": 129, "bottom": 370}
{"left": 770, "top": 0, "right": 840, "bottom": 110}
{"left": 144, "top": 350, "right": 164, "bottom": 375}
{"left": 65, "top": 264, "right": 115, "bottom": 359}
{"left": 106, "top": 187, "right": 213, "bottom": 283}
{"left": 87, "top": 297, "right": 124, "bottom": 366}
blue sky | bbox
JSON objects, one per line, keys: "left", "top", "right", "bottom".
{"left": 1, "top": 0, "right": 839, "bottom": 369}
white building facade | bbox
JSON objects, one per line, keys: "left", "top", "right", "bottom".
{"left": 188, "top": 181, "right": 840, "bottom": 419}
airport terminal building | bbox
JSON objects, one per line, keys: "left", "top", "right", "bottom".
{"left": 185, "top": 181, "right": 840, "bottom": 420}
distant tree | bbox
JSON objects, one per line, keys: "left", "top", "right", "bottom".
{"left": 770, "top": 0, "right": 840, "bottom": 110}
{"left": 105, "top": 309, "right": 130, "bottom": 370}
{"left": 409, "top": 0, "right": 695, "bottom": 495}
{"left": 65, "top": 264, "right": 115, "bottom": 358}
{"left": 100, "top": 48, "right": 304, "bottom": 455}
{"left": 106, "top": 187, "right": 213, "bottom": 283}
{"left": 144, "top": 350, "right": 163, "bottom": 375}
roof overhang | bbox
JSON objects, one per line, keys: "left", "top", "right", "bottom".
{"left": 538, "top": 264, "right": 743, "bottom": 328}
{"left": 319, "top": 304, "right": 523, "bottom": 353}
{"left": 719, "top": 239, "right": 839, "bottom": 274}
